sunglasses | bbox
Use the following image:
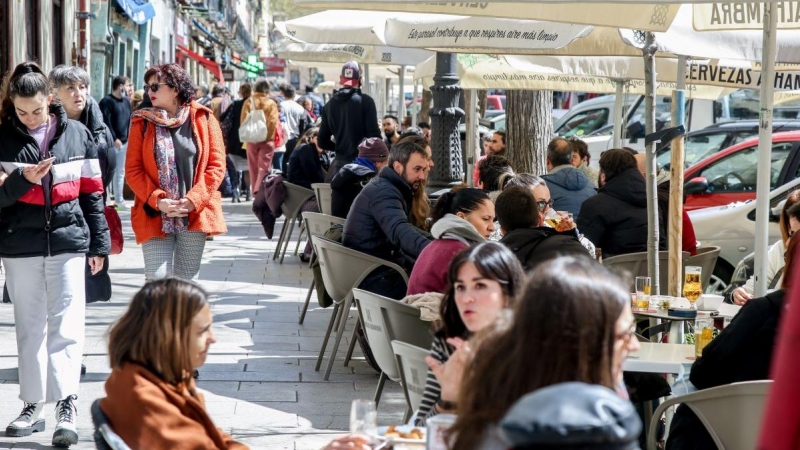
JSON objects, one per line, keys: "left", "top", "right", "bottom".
{"left": 147, "top": 82, "right": 169, "bottom": 93}
{"left": 536, "top": 199, "right": 553, "bottom": 212}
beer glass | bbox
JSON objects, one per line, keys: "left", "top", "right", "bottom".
{"left": 683, "top": 266, "right": 703, "bottom": 310}
{"left": 634, "top": 276, "right": 651, "bottom": 310}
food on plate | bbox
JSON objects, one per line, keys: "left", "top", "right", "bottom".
{"left": 384, "top": 425, "right": 424, "bottom": 439}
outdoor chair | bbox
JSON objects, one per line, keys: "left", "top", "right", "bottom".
{"left": 311, "top": 235, "right": 408, "bottom": 381}
{"left": 91, "top": 399, "right": 131, "bottom": 450}
{"left": 685, "top": 246, "right": 721, "bottom": 292}
{"left": 352, "top": 289, "right": 433, "bottom": 408}
{"left": 273, "top": 181, "right": 314, "bottom": 264}
{"left": 299, "top": 212, "right": 345, "bottom": 324}
{"left": 312, "top": 183, "right": 333, "bottom": 215}
{"left": 392, "top": 340, "right": 433, "bottom": 423}
{"left": 648, "top": 380, "right": 772, "bottom": 450}
{"left": 603, "top": 251, "right": 690, "bottom": 294}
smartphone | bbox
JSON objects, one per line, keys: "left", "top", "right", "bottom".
{"left": 38, "top": 157, "right": 56, "bottom": 166}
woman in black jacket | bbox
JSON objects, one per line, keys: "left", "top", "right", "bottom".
{"left": 0, "top": 62, "right": 110, "bottom": 447}
{"left": 665, "top": 234, "right": 796, "bottom": 449}
{"left": 287, "top": 127, "right": 325, "bottom": 190}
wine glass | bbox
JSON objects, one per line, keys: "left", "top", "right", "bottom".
{"left": 349, "top": 399, "right": 377, "bottom": 437}
{"left": 683, "top": 266, "right": 703, "bottom": 310}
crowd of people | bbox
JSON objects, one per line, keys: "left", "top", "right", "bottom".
{"left": 0, "top": 56, "right": 785, "bottom": 450}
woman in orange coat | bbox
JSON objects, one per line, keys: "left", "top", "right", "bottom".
{"left": 126, "top": 63, "right": 227, "bottom": 281}
{"left": 101, "top": 278, "right": 248, "bottom": 450}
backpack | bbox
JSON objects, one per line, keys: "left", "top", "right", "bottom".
{"left": 239, "top": 97, "right": 268, "bottom": 143}
{"left": 219, "top": 104, "right": 234, "bottom": 141}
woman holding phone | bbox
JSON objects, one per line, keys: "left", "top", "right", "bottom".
{"left": 0, "top": 61, "right": 110, "bottom": 446}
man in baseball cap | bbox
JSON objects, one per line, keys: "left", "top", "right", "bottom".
{"left": 329, "top": 137, "right": 389, "bottom": 218}
{"left": 318, "top": 61, "right": 382, "bottom": 180}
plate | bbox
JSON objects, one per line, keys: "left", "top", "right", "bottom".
{"left": 375, "top": 425, "right": 426, "bottom": 444}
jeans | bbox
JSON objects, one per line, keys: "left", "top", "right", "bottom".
{"left": 113, "top": 142, "right": 128, "bottom": 203}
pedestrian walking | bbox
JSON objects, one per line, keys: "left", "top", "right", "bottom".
{"left": 99, "top": 75, "right": 133, "bottom": 208}
{"left": 126, "top": 63, "right": 227, "bottom": 281}
{"left": 0, "top": 61, "right": 110, "bottom": 447}
{"left": 239, "top": 80, "right": 280, "bottom": 195}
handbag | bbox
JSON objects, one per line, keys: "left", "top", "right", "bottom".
{"left": 239, "top": 97, "right": 268, "bottom": 143}
{"left": 105, "top": 205, "right": 124, "bottom": 255}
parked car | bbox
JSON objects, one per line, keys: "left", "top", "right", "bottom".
{"left": 656, "top": 119, "right": 800, "bottom": 171}
{"left": 486, "top": 94, "right": 505, "bottom": 114}
{"left": 689, "top": 176, "right": 800, "bottom": 294}
{"left": 683, "top": 131, "right": 800, "bottom": 211}
{"left": 480, "top": 115, "right": 506, "bottom": 131}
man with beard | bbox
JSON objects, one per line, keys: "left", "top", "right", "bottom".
{"left": 383, "top": 114, "right": 401, "bottom": 148}
{"left": 318, "top": 61, "right": 382, "bottom": 180}
{"left": 343, "top": 136, "right": 432, "bottom": 299}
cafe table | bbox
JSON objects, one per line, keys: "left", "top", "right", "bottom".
{"left": 633, "top": 302, "right": 742, "bottom": 344}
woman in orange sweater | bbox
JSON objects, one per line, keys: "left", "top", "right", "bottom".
{"left": 101, "top": 278, "right": 248, "bottom": 450}
{"left": 126, "top": 63, "right": 227, "bottom": 281}
{"left": 239, "top": 80, "right": 279, "bottom": 194}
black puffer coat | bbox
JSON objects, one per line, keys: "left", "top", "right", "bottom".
{"left": 500, "top": 227, "right": 589, "bottom": 272}
{"left": 577, "top": 167, "right": 665, "bottom": 258}
{"left": 342, "top": 167, "right": 430, "bottom": 267}
{"left": 79, "top": 96, "right": 116, "bottom": 195}
{"left": 330, "top": 162, "right": 377, "bottom": 219}
{"left": 0, "top": 104, "right": 110, "bottom": 258}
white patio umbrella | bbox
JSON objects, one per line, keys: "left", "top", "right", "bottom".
{"left": 275, "top": 39, "right": 434, "bottom": 67}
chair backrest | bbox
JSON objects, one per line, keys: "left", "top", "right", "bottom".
{"left": 311, "top": 236, "right": 409, "bottom": 304}
{"left": 685, "top": 246, "right": 721, "bottom": 291}
{"left": 303, "top": 212, "right": 344, "bottom": 239}
{"left": 651, "top": 381, "right": 771, "bottom": 450}
{"left": 91, "top": 399, "right": 132, "bottom": 450}
{"left": 391, "top": 340, "right": 432, "bottom": 412}
{"left": 380, "top": 297, "right": 434, "bottom": 351}
{"left": 603, "top": 250, "right": 690, "bottom": 293}
{"left": 281, "top": 181, "right": 315, "bottom": 218}
{"left": 353, "top": 289, "right": 403, "bottom": 381}
{"left": 312, "top": 183, "right": 333, "bottom": 215}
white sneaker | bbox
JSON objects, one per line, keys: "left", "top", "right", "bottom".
{"left": 52, "top": 395, "right": 78, "bottom": 447}
{"left": 5, "top": 402, "right": 45, "bottom": 437}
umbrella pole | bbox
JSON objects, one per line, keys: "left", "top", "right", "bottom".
{"left": 466, "top": 88, "right": 479, "bottom": 187}
{"left": 412, "top": 80, "right": 419, "bottom": 126}
{"left": 668, "top": 55, "right": 687, "bottom": 298}
{"left": 754, "top": 3, "right": 778, "bottom": 297}
{"left": 398, "top": 65, "right": 406, "bottom": 122}
{"left": 363, "top": 64, "right": 371, "bottom": 95}
{"left": 643, "top": 32, "right": 660, "bottom": 295}
{"left": 613, "top": 80, "right": 624, "bottom": 149}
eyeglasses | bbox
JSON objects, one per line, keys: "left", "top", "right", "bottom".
{"left": 615, "top": 324, "right": 637, "bottom": 344}
{"left": 148, "top": 82, "right": 168, "bottom": 93}
{"left": 536, "top": 199, "right": 553, "bottom": 212}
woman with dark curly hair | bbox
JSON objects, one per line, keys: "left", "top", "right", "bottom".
{"left": 126, "top": 63, "right": 227, "bottom": 281}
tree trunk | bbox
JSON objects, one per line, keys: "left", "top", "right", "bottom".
{"left": 505, "top": 90, "right": 553, "bottom": 176}
{"left": 420, "top": 88, "right": 433, "bottom": 124}
{"left": 478, "top": 89, "right": 488, "bottom": 118}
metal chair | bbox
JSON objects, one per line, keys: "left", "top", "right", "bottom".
{"left": 299, "top": 212, "right": 345, "bottom": 324}
{"left": 312, "top": 183, "right": 333, "bottom": 215}
{"left": 352, "top": 289, "right": 433, "bottom": 408}
{"left": 648, "top": 381, "right": 772, "bottom": 450}
{"left": 685, "top": 246, "right": 721, "bottom": 292}
{"left": 311, "top": 235, "right": 408, "bottom": 381}
{"left": 392, "top": 340, "right": 432, "bottom": 423}
{"left": 273, "top": 181, "right": 314, "bottom": 264}
{"left": 603, "top": 250, "right": 690, "bottom": 294}
{"left": 91, "top": 399, "right": 132, "bottom": 450}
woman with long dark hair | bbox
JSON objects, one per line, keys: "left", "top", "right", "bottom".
{"left": 449, "top": 256, "right": 640, "bottom": 449}
{"left": 407, "top": 188, "right": 495, "bottom": 296}
{"left": 415, "top": 242, "right": 525, "bottom": 425}
{"left": 126, "top": 63, "right": 227, "bottom": 281}
{"left": 0, "top": 61, "right": 110, "bottom": 446}
{"left": 101, "top": 278, "right": 248, "bottom": 449}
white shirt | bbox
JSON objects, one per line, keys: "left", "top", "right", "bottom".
{"left": 742, "top": 238, "right": 785, "bottom": 294}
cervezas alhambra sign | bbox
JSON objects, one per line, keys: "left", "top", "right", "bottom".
{"left": 694, "top": 1, "right": 800, "bottom": 31}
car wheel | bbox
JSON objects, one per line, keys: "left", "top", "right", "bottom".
{"left": 707, "top": 264, "right": 732, "bottom": 295}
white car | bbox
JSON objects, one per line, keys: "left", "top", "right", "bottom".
{"left": 688, "top": 177, "right": 800, "bottom": 292}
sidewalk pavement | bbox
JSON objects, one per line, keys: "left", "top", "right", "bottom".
{"left": 0, "top": 202, "right": 406, "bottom": 449}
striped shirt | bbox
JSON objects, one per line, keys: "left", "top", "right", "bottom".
{"left": 415, "top": 335, "right": 453, "bottom": 426}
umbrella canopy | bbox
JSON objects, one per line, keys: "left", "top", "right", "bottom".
{"left": 275, "top": 39, "right": 433, "bottom": 66}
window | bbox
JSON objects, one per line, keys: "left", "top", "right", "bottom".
{"left": 118, "top": 41, "right": 126, "bottom": 77}
{"left": 556, "top": 108, "right": 610, "bottom": 138}
{"left": 52, "top": 0, "right": 64, "bottom": 66}
{"left": 26, "top": 0, "right": 41, "bottom": 62}
{"left": 697, "top": 142, "right": 794, "bottom": 193}
{"left": 657, "top": 132, "right": 731, "bottom": 170}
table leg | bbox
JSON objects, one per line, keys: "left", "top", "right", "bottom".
{"left": 668, "top": 321, "right": 684, "bottom": 344}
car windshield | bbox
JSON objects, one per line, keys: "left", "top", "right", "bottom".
{"left": 556, "top": 108, "right": 610, "bottom": 137}
{"left": 657, "top": 132, "right": 731, "bottom": 169}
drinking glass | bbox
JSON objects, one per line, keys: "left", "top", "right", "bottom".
{"left": 634, "top": 276, "right": 651, "bottom": 311}
{"left": 544, "top": 210, "right": 572, "bottom": 232}
{"left": 349, "top": 399, "right": 377, "bottom": 437}
{"left": 683, "top": 266, "right": 703, "bottom": 310}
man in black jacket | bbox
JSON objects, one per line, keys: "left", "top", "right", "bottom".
{"left": 318, "top": 61, "right": 382, "bottom": 181}
{"left": 99, "top": 75, "right": 132, "bottom": 208}
{"left": 577, "top": 149, "right": 665, "bottom": 259}
{"left": 330, "top": 137, "right": 389, "bottom": 218}
{"left": 342, "top": 137, "right": 432, "bottom": 299}
{"left": 496, "top": 186, "right": 587, "bottom": 271}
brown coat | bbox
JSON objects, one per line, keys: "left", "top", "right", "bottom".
{"left": 239, "top": 92, "right": 279, "bottom": 142}
{"left": 126, "top": 101, "right": 228, "bottom": 244}
{"left": 101, "top": 363, "right": 249, "bottom": 450}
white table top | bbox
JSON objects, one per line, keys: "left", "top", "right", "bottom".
{"left": 624, "top": 342, "right": 695, "bottom": 375}
{"left": 633, "top": 303, "right": 742, "bottom": 321}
